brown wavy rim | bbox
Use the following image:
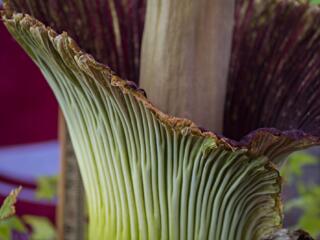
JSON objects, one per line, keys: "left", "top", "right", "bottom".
{"left": 2, "top": 7, "right": 320, "bottom": 157}
{"left": 1, "top": 8, "right": 286, "bottom": 231}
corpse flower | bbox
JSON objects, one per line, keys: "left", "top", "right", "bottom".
{"left": 1, "top": 0, "right": 319, "bottom": 239}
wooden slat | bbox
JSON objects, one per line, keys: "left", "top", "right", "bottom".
{"left": 57, "top": 111, "right": 85, "bottom": 240}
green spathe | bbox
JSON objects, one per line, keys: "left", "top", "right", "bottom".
{"left": 3, "top": 13, "right": 282, "bottom": 239}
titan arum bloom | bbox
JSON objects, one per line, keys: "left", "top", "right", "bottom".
{"left": 1, "top": 0, "right": 319, "bottom": 239}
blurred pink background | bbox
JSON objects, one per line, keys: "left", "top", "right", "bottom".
{"left": 0, "top": 18, "right": 59, "bottom": 224}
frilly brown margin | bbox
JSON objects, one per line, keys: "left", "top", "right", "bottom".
{"left": 1, "top": 10, "right": 238, "bottom": 151}
{"left": 3, "top": 1, "right": 320, "bottom": 166}
{"left": 1, "top": 7, "right": 284, "bottom": 235}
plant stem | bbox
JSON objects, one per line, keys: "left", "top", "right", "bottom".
{"left": 139, "top": 0, "right": 235, "bottom": 133}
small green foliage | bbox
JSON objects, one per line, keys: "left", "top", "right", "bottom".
{"left": 285, "top": 184, "right": 320, "bottom": 237}
{"left": 0, "top": 187, "right": 22, "bottom": 220}
{"left": 310, "top": 0, "right": 320, "bottom": 4}
{"left": 0, "top": 216, "right": 27, "bottom": 239}
{"left": 0, "top": 180, "right": 58, "bottom": 239}
{"left": 281, "top": 152, "right": 317, "bottom": 183}
{"left": 23, "top": 215, "right": 56, "bottom": 240}
{"left": 282, "top": 151, "right": 320, "bottom": 238}
{"left": 35, "top": 176, "right": 57, "bottom": 200}
{"left": 0, "top": 187, "right": 26, "bottom": 239}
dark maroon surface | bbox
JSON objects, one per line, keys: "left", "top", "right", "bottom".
{"left": 0, "top": 16, "right": 58, "bottom": 224}
{"left": 0, "top": 21, "right": 58, "bottom": 146}
{"left": 6, "top": 0, "right": 146, "bottom": 83}
{"left": 225, "top": 0, "right": 320, "bottom": 142}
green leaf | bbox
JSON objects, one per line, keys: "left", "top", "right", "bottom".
{"left": 281, "top": 152, "right": 317, "bottom": 183}
{"left": 0, "top": 216, "right": 27, "bottom": 239}
{"left": 0, "top": 187, "right": 22, "bottom": 220}
{"left": 23, "top": 215, "right": 56, "bottom": 240}
{"left": 285, "top": 184, "right": 320, "bottom": 237}
{"left": 298, "top": 214, "right": 320, "bottom": 237}
{"left": 0, "top": 225, "right": 10, "bottom": 240}
{"left": 35, "top": 176, "right": 57, "bottom": 200}
{"left": 310, "top": 0, "right": 320, "bottom": 4}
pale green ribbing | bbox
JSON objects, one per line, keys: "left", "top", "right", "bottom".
{"left": 4, "top": 14, "right": 282, "bottom": 240}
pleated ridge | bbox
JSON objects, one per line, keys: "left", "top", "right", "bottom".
{"left": 2, "top": 12, "right": 283, "bottom": 239}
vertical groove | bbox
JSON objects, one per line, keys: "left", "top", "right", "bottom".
{"left": 3, "top": 14, "right": 283, "bottom": 240}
